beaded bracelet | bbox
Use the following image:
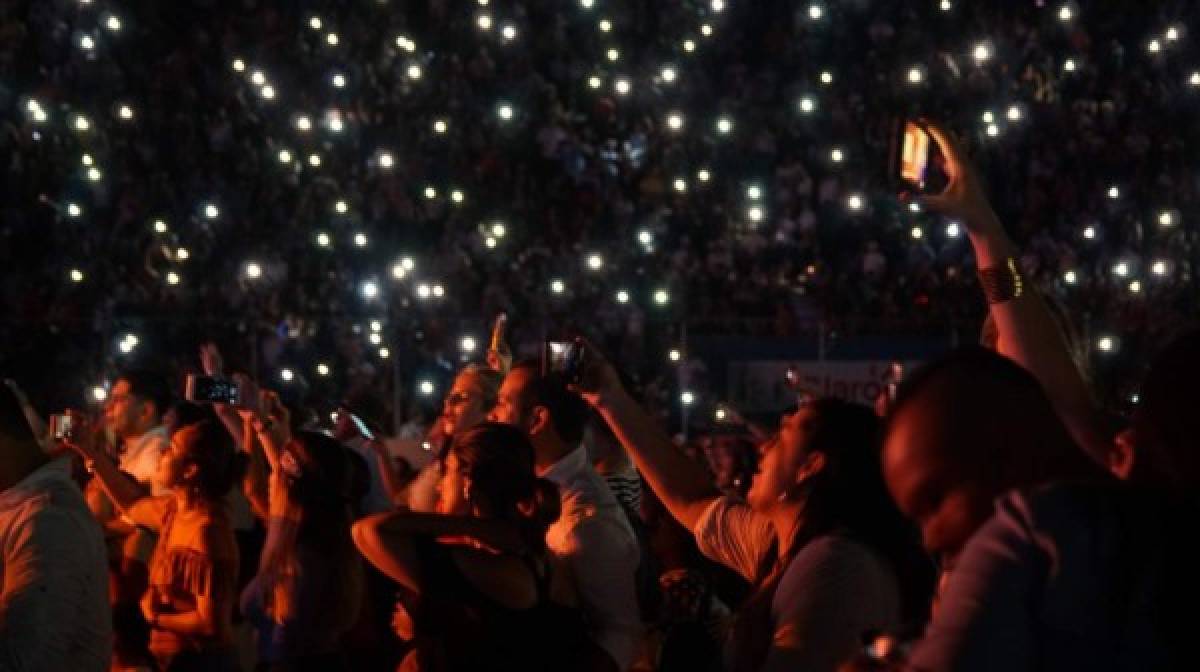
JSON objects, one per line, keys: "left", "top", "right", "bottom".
{"left": 978, "top": 257, "right": 1025, "bottom": 304}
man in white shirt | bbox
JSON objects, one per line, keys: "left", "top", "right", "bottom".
{"left": 490, "top": 363, "right": 642, "bottom": 672}
{"left": 104, "top": 370, "right": 171, "bottom": 495}
{"left": 0, "top": 381, "right": 110, "bottom": 671}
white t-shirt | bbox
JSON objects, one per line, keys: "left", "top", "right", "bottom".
{"left": 693, "top": 496, "right": 900, "bottom": 671}
{"left": 120, "top": 426, "right": 169, "bottom": 496}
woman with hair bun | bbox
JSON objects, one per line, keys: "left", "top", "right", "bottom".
{"left": 70, "top": 419, "right": 246, "bottom": 671}
{"left": 352, "top": 422, "right": 588, "bottom": 671}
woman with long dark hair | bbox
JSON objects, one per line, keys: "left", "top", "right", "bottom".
{"left": 352, "top": 422, "right": 589, "bottom": 671}
{"left": 238, "top": 390, "right": 368, "bottom": 671}
{"left": 71, "top": 420, "right": 246, "bottom": 671}
{"left": 575, "top": 345, "right": 933, "bottom": 672}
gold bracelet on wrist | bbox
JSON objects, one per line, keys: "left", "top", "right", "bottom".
{"left": 978, "top": 257, "right": 1025, "bottom": 305}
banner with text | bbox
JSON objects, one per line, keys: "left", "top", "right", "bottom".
{"left": 726, "top": 360, "right": 921, "bottom": 412}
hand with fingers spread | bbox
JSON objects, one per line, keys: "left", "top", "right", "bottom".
{"left": 917, "top": 120, "right": 1005, "bottom": 238}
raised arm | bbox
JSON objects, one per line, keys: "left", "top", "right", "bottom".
{"left": 920, "top": 121, "right": 1110, "bottom": 465}
{"left": 574, "top": 343, "right": 721, "bottom": 531}
{"left": 199, "top": 344, "right": 247, "bottom": 447}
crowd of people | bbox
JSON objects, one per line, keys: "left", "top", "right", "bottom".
{"left": 1, "top": 1, "right": 1199, "bottom": 670}
{"left": 1, "top": 1, "right": 1198, "bottom": 415}
{"left": 1, "top": 117, "right": 1198, "bottom": 670}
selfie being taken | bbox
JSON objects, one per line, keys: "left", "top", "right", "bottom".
{"left": 0, "top": 1, "right": 1196, "bottom": 671}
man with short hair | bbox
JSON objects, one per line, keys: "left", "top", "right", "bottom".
{"left": 489, "top": 362, "right": 642, "bottom": 671}
{"left": 0, "top": 380, "right": 110, "bottom": 670}
{"left": 105, "top": 369, "right": 171, "bottom": 495}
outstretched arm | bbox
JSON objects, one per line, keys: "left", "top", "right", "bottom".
{"left": 921, "top": 121, "right": 1110, "bottom": 465}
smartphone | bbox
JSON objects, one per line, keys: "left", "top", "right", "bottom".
{"left": 544, "top": 339, "right": 586, "bottom": 384}
{"left": 185, "top": 374, "right": 241, "bottom": 405}
{"left": 888, "top": 118, "right": 940, "bottom": 194}
{"left": 49, "top": 413, "right": 74, "bottom": 440}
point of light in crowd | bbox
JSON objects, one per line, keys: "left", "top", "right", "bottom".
{"left": 309, "top": 16, "right": 322, "bottom": 30}
{"left": 945, "top": 222, "right": 960, "bottom": 237}
{"left": 204, "top": 203, "right": 219, "bottom": 219}
{"left": 830, "top": 147, "right": 844, "bottom": 163}
{"left": 1128, "top": 280, "right": 1142, "bottom": 294}
{"left": 307, "top": 153, "right": 321, "bottom": 167}
{"left": 820, "top": 70, "right": 834, "bottom": 84}
{"left": 1166, "top": 26, "right": 1181, "bottom": 42}
{"left": 683, "top": 39, "right": 697, "bottom": 52}
{"left": 1096, "top": 335, "right": 1116, "bottom": 353}
{"left": 661, "top": 66, "right": 677, "bottom": 83}
{"left": 939, "top": 0, "right": 952, "bottom": 10}
{"left": 361, "top": 280, "right": 379, "bottom": 299}
{"left": 117, "top": 104, "right": 134, "bottom": 120}
{"left": 1063, "top": 58, "right": 1077, "bottom": 72}
{"left": 316, "top": 232, "right": 331, "bottom": 247}
{"left": 491, "top": 222, "right": 507, "bottom": 238}
{"left": 746, "top": 185, "right": 763, "bottom": 200}
{"left": 232, "top": 58, "right": 245, "bottom": 72}
{"left": 295, "top": 116, "right": 312, "bottom": 131}
{"left": 391, "top": 263, "right": 407, "bottom": 279}
{"left": 680, "top": 391, "right": 695, "bottom": 406}
{"left": 401, "top": 257, "right": 415, "bottom": 271}
{"left": 1147, "top": 39, "right": 1162, "bottom": 54}
{"left": 711, "top": 0, "right": 725, "bottom": 13}
{"left": 669, "top": 349, "right": 682, "bottom": 362}
{"left": 1190, "top": 72, "right": 1200, "bottom": 87}
{"left": 550, "top": 279, "right": 566, "bottom": 294}
{"left": 279, "top": 367, "right": 294, "bottom": 382}
{"left": 80, "top": 153, "right": 94, "bottom": 166}
{"left": 166, "top": 270, "right": 180, "bottom": 286}
{"left": 461, "top": 336, "right": 477, "bottom": 353}
{"left": 808, "top": 4, "right": 823, "bottom": 20}
{"left": 326, "top": 32, "right": 339, "bottom": 46}
{"left": 614, "top": 77, "right": 631, "bottom": 95}
{"left": 354, "top": 232, "right": 368, "bottom": 247}
{"left": 799, "top": 96, "right": 816, "bottom": 113}
{"left": 451, "top": 189, "right": 465, "bottom": 204}
{"left": 501, "top": 24, "right": 518, "bottom": 40}
{"left": 419, "top": 380, "right": 435, "bottom": 396}
{"left": 260, "top": 85, "right": 275, "bottom": 100}
{"left": 80, "top": 34, "right": 95, "bottom": 50}
{"left": 395, "top": 35, "right": 415, "bottom": 51}
{"left": 654, "top": 289, "right": 670, "bottom": 305}
{"left": 985, "top": 123, "right": 1000, "bottom": 137}
{"left": 244, "top": 262, "right": 262, "bottom": 279}
{"left": 747, "top": 206, "right": 765, "bottom": 222}
{"left": 1158, "top": 211, "right": 1174, "bottom": 226}
{"left": 1151, "top": 259, "right": 1168, "bottom": 277}
{"left": 1112, "top": 261, "right": 1129, "bottom": 277}
{"left": 1064, "top": 269, "right": 1078, "bottom": 285}
{"left": 87, "top": 167, "right": 102, "bottom": 181}
{"left": 907, "top": 66, "right": 924, "bottom": 84}
{"left": 580, "top": 0, "right": 594, "bottom": 8}
{"left": 424, "top": 186, "right": 437, "bottom": 200}
{"left": 74, "top": 115, "right": 90, "bottom": 132}
{"left": 484, "top": 236, "right": 498, "bottom": 248}
{"left": 92, "top": 386, "right": 108, "bottom": 402}
{"left": 673, "top": 178, "right": 687, "bottom": 192}
{"left": 407, "top": 64, "right": 422, "bottom": 80}
{"left": 497, "top": 103, "right": 514, "bottom": 120}
{"left": 277, "top": 149, "right": 292, "bottom": 164}
{"left": 70, "top": 268, "right": 84, "bottom": 283}
{"left": 433, "top": 118, "right": 448, "bottom": 133}
{"left": 715, "top": 407, "right": 727, "bottom": 421}
{"left": 637, "top": 230, "right": 653, "bottom": 245}
{"left": 477, "top": 14, "right": 493, "bottom": 31}
{"left": 973, "top": 43, "right": 991, "bottom": 63}
{"left": 65, "top": 202, "right": 83, "bottom": 218}
{"left": 378, "top": 347, "right": 390, "bottom": 359}
{"left": 910, "top": 226, "right": 924, "bottom": 239}
{"left": 616, "top": 289, "right": 630, "bottom": 304}
{"left": 606, "top": 47, "right": 619, "bottom": 61}
{"left": 981, "top": 110, "right": 995, "bottom": 124}
{"left": 1006, "top": 105, "right": 1022, "bottom": 121}
{"left": 697, "top": 169, "right": 711, "bottom": 182}
{"left": 1058, "top": 5, "right": 1073, "bottom": 22}
{"left": 588, "top": 75, "right": 603, "bottom": 89}
{"left": 250, "top": 70, "right": 266, "bottom": 86}
{"left": 846, "top": 193, "right": 864, "bottom": 211}
{"left": 1107, "top": 185, "right": 1120, "bottom": 199}
{"left": 379, "top": 152, "right": 394, "bottom": 168}
{"left": 368, "top": 332, "right": 382, "bottom": 345}
{"left": 416, "top": 283, "right": 431, "bottom": 299}
{"left": 316, "top": 363, "right": 330, "bottom": 376}
{"left": 332, "top": 73, "right": 346, "bottom": 88}
{"left": 666, "top": 112, "right": 684, "bottom": 131}
{"left": 153, "top": 219, "right": 168, "bottom": 234}
{"left": 716, "top": 116, "right": 734, "bottom": 134}
{"left": 909, "top": 202, "right": 922, "bottom": 213}
{"left": 176, "top": 247, "right": 189, "bottom": 261}
{"left": 587, "top": 253, "right": 604, "bottom": 270}
{"left": 598, "top": 19, "right": 612, "bottom": 32}
{"left": 1083, "top": 225, "right": 1097, "bottom": 240}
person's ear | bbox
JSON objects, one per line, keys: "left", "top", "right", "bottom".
{"left": 794, "top": 451, "right": 826, "bottom": 487}
{"left": 529, "top": 406, "right": 552, "bottom": 438}
{"left": 1109, "top": 429, "right": 1136, "bottom": 480}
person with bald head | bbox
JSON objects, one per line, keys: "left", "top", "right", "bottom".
{"left": 882, "top": 348, "right": 1194, "bottom": 670}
